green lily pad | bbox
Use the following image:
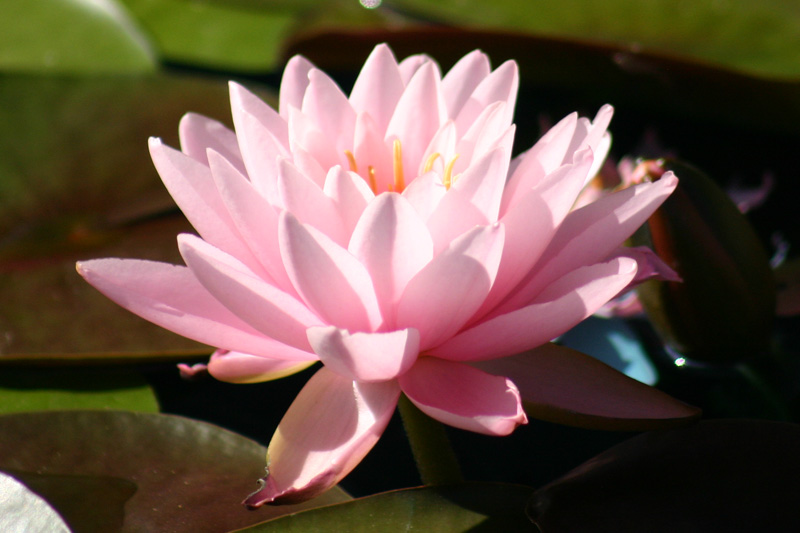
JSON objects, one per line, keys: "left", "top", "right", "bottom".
{"left": 239, "top": 483, "right": 534, "bottom": 532}
{"left": 119, "top": 0, "right": 294, "bottom": 72}
{"left": 0, "top": 74, "right": 274, "bottom": 360}
{"left": 0, "top": 410, "right": 351, "bottom": 532}
{"left": 528, "top": 419, "right": 800, "bottom": 531}
{"left": 0, "top": 368, "right": 159, "bottom": 413}
{"left": 386, "top": 0, "right": 800, "bottom": 80}
{"left": 0, "top": 0, "right": 155, "bottom": 74}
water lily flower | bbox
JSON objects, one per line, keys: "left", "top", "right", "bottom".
{"left": 77, "top": 44, "right": 696, "bottom": 506}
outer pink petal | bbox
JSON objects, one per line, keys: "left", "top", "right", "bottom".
{"left": 302, "top": 69, "right": 356, "bottom": 154}
{"left": 178, "top": 234, "right": 322, "bottom": 352}
{"left": 431, "top": 257, "right": 638, "bottom": 361}
{"left": 473, "top": 343, "right": 701, "bottom": 430}
{"left": 610, "top": 245, "right": 682, "bottom": 285}
{"left": 244, "top": 367, "right": 400, "bottom": 506}
{"left": 348, "top": 193, "right": 433, "bottom": 324}
{"left": 279, "top": 212, "right": 382, "bottom": 332}
{"left": 279, "top": 54, "right": 314, "bottom": 119}
{"left": 229, "top": 108, "right": 287, "bottom": 203}
{"left": 307, "top": 326, "right": 420, "bottom": 382}
{"left": 207, "top": 350, "right": 316, "bottom": 384}
{"left": 441, "top": 49, "right": 491, "bottom": 118}
{"left": 385, "top": 62, "right": 447, "bottom": 171}
{"left": 179, "top": 113, "right": 243, "bottom": 173}
{"left": 454, "top": 60, "right": 518, "bottom": 136}
{"left": 349, "top": 44, "right": 404, "bottom": 134}
{"left": 397, "top": 224, "right": 505, "bottom": 350}
{"left": 76, "top": 259, "right": 285, "bottom": 357}
{"left": 399, "top": 357, "right": 527, "bottom": 436}
{"left": 229, "top": 81, "right": 289, "bottom": 148}
{"left": 278, "top": 159, "right": 347, "bottom": 246}
{"left": 148, "top": 138, "right": 261, "bottom": 271}
{"left": 207, "top": 149, "right": 295, "bottom": 294}
{"left": 499, "top": 172, "right": 678, "bottom": 314}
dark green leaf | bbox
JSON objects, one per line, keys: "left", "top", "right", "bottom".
{"left": 386, "top": 0, "right": 800, "bottom": 79}
{"left": 0, "top": 411, "right": 350, "bottom": 532}
{"left": 0, "top": 74, "right": 273, "bottom": 360}
{"left": 0, "top": 0, "right": 156, "bottom": 73}
{"left": 528, "top": 420, "right": 800, "bottom": 531}
{"left": 239, "top": 483, "right": 534, "bottom": 532}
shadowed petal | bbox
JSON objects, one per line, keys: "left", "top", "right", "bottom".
{"left": 474, "top": 343, "right": 701, "bottom": 430}
{"left": 399, "top": 358, "right": 527, "bottom": 435}
{"left": 76, "top": 259, "right": 285, "bottom": 357}
{"left": 397, "top": 224, "right": 504, "bottom": 350}
{"left": 178, "top": 234, "right": 322, "bottom": 351}
{"left": 244, "top": 367, "right": 400, "bottom": 506}
{"left": 207, "top": 349, "right": 316, "bottom": 384}
{"left": 307, "top": 327, "right": 420, "bottom": 382}
{"left": 432, "top": 258, "right": 638, "bottom": 361}
{"left": 280, "top": 213, "right": 382, "bottom": 332}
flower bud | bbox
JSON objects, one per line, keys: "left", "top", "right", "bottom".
{"left": 634, "top": 159, "right": 775, "bottom": 363}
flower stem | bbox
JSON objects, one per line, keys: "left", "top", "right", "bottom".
{"left": 397, "top": 394, "right": 463, "bottom": 485}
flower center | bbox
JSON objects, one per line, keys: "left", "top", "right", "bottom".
{"left": 344, "top": 141, "right": 459, "bottom": 194}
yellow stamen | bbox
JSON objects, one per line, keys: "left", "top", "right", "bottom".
{"left": 443, "top": 154, "right": 460, "bottom": 190}
{"left": 367, "top": 166, "right": 377, "bottom": 194}
{"left": 344, "top": 150, "right": 358, "bottom": 173}
{"left": 392, "top": 139, "right": 405, "bottom": 192}
{"left": 423, "top": 152, "right": 441, "bottom": 174}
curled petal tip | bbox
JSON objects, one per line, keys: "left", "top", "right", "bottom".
{"left": 243, "top": 470, "right": 336, "bottom": 508}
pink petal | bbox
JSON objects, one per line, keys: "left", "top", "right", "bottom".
{"left": 279, "top": 54, "right": 314, "bottom": 119}
{"left": 179, "top": 113, "right": 243, "bottom": 173}
{"left": 229, "top": 108, "right": 287, "bottom": 203}
{"left": 229, "top": 81, "right": 289, "bottom": 148}
{"left": 431, "top": 257, "right": 638, "bottom": 361}
{"left": 178, "top": 234, "right": 322, "bottom": 351}
{"left": 148, "top": 138, "right": 260, "bottom": 271}
{"left": 322, "top": 166, "right": 375, "bottom": 238}
{"left": 278, "top": 159, "right": 348, "bottom": 246}
{"left": 349, "top": 44, "right": 404, "bottom": 135}
{"left": 418, "top": 121, "right": 457, "bottom": 175}
{"left": 448, "top": 147, "right": 509, "bottom": 223}
{"left": 399, "top": 357, "right": 526, "bottom": 436}
{"left": 401, "top": 170, "right": 447, "bottom": 222}
{"left": 397, "top": 224, "right": 505, "bottom": 350}
{"left": 454, "top": 60, "right": 518, "bottom": 136}
{"left": 500, "top": 173, "right": 678, "bottom": 313}
{"left": 307, "top": 326, "right": 420, "bottom": 382}
{"left": 473, "top": 343, "right": 701, "bottom": 429}
{"left": 610, "top": 245, "right": 682, "bottom": 285}
{"left": 279, "top": 212, "right": 382, "bottom": 332}
{"left": 302, "top": 69, "right": 356, "bottom": 154}
{"left": 76, "top": 259, "right": 287, "bottom": 357}
{"left": 207, "top": 149, "right": 294, "bottom": 294}
{"left": 287, "top": 107, "right": 341, "bottom": 174}
{"left": 352, "top": 112, "right": 393, "bottom": 193}
{"left": 385, "top": 62, "right": 447, "bottom": 171}
{"left": 348, "top": 193, "right": 433, "bottom": 324}
{"left": 425, "top": 183, "right": 490, "bottom": 254}
{"left": 207, "top": 349, "right": 316, "bottom": 384}
{"left": 244, "top": 367, "right": 400, "bottom": 506}
{"left": 441, "top": 49, "right": 491, "bottom": 118}
{"left": 397, "top": 54, "right": 431, "bottom": 84}
{"left": 454, "top": 102, "right": 510, "bottom": 173}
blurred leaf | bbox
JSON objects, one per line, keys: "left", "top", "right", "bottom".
{"left": 0, "top": 410, "right": 351, "bottom": 532}
{"left": 775, "top": 258, "right": 800, "bottom": 316}
{"left": 0, "top": 368, "right": 158, "bottom": 413}
{"left": 386, "top": 0, "right": 800, "bottom": 80}
{"left": 0, "top": 472, "right": 71, "bottom": 532}
{"left": 0, "top": 74, "right": 273, "bottom": 360}
{"left": 0, "top": 0, "right": 156, "bottom": 74}
{"left": 285, "top": 29, "right": 800, "bottom": 137}
{"left": 528, "top": 419, "right": 800, "bottom": 531}
{"left": 635, "top": 159, "right": 775, "bottom": 363}
{"left": 239, "top": 483, "right": 534, "bottom": 532}
{"left": 474, "top": 343, "right": 700, "bottom": 431}
{"left": 119, "top": 0, "right": 295, "bottom": 72}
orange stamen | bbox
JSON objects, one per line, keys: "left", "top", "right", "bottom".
{"left": 367, "top": 166, "right": 377, "bottom": 194}
{"left": 443, "top": 155, "right": 460, "bottom": 190}
{"left": 344, "top": 150, "right": 358, "bottom": 173}
{"left": 423, "top": 152, "right": 441, "bottom": 174}
{"left": 392, "top": 139, "right": 405, "bottom": 192}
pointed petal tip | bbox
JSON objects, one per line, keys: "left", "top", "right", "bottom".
{"left": 243, "top": 470, "right": 337, "bottom": 508}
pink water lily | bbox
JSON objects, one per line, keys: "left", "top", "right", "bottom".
{"left": 77, "top": 44, "right": 697, "bottom": 506}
